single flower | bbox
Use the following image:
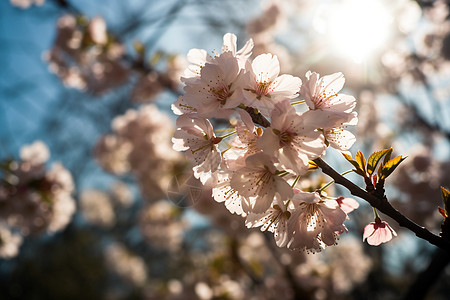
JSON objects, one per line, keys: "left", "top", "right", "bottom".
{"left": 181, "top": 33, "right": 253, "bottom": 84}
{"left": 363, "top": 217, "right": 397, "bottom": 246}
{"left": 242, "top": 53, "right": 301, "bottom": 116}
{"left": 257, "top": 99, "right": 326, "bottom": 175}
{"left": 177, "top": 52, "right": 245, "bottom": 118}
{"left": 230, "top": 152, "right": 293, "bottom": 214}
{"left": 172, "top": 115, "right": 222, "bottom": 183}
{"left": 335, "top": 196, "right": 359, "bottom": 214}
{"left": 288, "top": 190, "right": 348, "bottom": 253}
{"left": 245, "top": 196, "right": 292, "bottom": 247}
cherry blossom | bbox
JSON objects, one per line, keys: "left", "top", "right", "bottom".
{"left": 363, "top": 217, "right": 397, "bottom": 246}
{"left": 242, "top": 53, "right": 302, "bottom": 116}
{"left": 230, "top": 152, "right": 293, "bottom": 214}
{"left": 212, "top": 168, "right": 246, "bottom": 216}
{"left": 245, "top": 196, "right": 292, "bottom": 247}
{"left": 226, "top": 110, "right": 263, "bottom": 159}
{"left": 300, "top": 71, "right": 357, "bottom": 127}
{"left": 174, "top": 52, "right": 245, "bottom": 118}
{"left": 300, "top": 71, "right": 358, "bottom": 151}
{"left": 257, "top": 99, "right": 326, "bottom": 175}
{"left": 288, "top": 190, "right": 348, "bottom": 253}
{"left": 182, "top": 33, "right": 253, "bottom": 84}
{"left": 172, "top": 115, "right": 222, "bottom": 183}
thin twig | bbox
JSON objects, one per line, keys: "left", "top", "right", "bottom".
{"left": 313, "top": 157, "right": 450, "bottom": 253}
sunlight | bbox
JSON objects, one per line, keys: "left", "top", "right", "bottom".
{"left": 316, "top": 0, "right": 392, "bottom": 63}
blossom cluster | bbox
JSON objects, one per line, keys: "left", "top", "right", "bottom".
{"left": 172, "top": 33, "right": 360, "bottom": 252}
{"left": 0, "top": 141, "right": 75, "bottom": 251}
{"left": 94, "top": 104, "right": 183, "bottom": 200}
{"left": 45, "top": 14, "right": 129, "bottom": 95}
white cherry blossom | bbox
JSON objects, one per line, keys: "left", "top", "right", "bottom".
{"left": 288, "top": 190, "right": 347, "bottom": 253}
{"left": 172, "top": 115, "right": 222, "bottom": 183}
{"left": 212, "top": 167, "right": 245, "bottom": 216}
{"left": 300, "top": 71, "right": 358, "bottom": 151}
{"left": 242, "top": 53, "right": 301, "bottom": 116}
{"left": 257, "top": 99, "right": 326, "bottom": 175}
{"left": 230, "top": 152, "right": 293, "bottom": 214}
{"left": 182, "top": 33, "right": 253, "bottom": 84}
{"left": 245, "top": 196, "right": 292, "bottom": 247}
{"left": 174, "top": 52, "right": 245, "bottom": 118}
{"left": 226, "top": 110, "right": 263, "bottom": 159}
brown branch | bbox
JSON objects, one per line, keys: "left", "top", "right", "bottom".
{"left": 313, "top": 157, "right": 450, "bottom": 253}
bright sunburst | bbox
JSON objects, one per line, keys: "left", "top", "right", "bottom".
{"left": 315, "top": 0, "right": 393, "bottom": 63}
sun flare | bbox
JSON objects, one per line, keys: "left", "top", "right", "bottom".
{"left": 315, "top": 0, "right": 392, "bottom": 62}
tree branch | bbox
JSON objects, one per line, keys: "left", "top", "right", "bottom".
{"left": 313, "top": 157, "right": 450, "bottom": 253}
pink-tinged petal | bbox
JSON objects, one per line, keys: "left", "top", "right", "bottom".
{"left": 325, "top": 128, "right": 356, "bottom": 151}
{"left": 321, "top": 72, "right": 345, "bottom": 96}
{"left": 270, "top": 99, "right": 295, "bottom": 131}
{"left": 236, "top": 38, "right": 254, "bottom": 60}
{"left": 222, "top": 33, "right": 237, "bottom": 54}
{"left": 274, "top": 177, "right": 294, "bottom": 200}
{"left": 363, "top": 223, "right": 376, "bottom": 242}
{"left": 193, "top": 148, "right": 221, "bottom": 182}
{"left": 182, "top": 48, "right": 213, "bottom": 82}
{"left": 212, "top": 171, "right": 245, "bottom": 215}
{"left": 237, "top": 109, "right": 255, "bottom": 132}
{"left": 363, "top": 220, "right": 396, "bottom": 246}
{"left": 171, "top": 96, "right": 198, "bottom": 115}
{"left": 336, "top": 196, "right": 359, "bottom": 214}
{"left": 257, "top": 128, "right": 279, "bottom": 154}
{"left": 252, "top": 53, "right": 280, "bottom": 83}
{"left": 269, "top": 74, "right": 302, "bottom": 99}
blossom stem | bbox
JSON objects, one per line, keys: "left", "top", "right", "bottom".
{"left": 291, "top": 100, "right": 306, "bottom": 105}
{"left": 214, "top": 128, "right": 236, "bottom": 133}
{"left": 319, "top": 169, "right": 354, "bottom": 191}
{"left": 218, "top": 130, "right": 237, "bottom": 139}
{"left": 314, "top": 157, "right": 450, "bottom": 253}
{"left": 291, "top": 175, "right": 301, "bottom": 188}
{"left": 373, "top": 207, "right": 380, "bottom": 220}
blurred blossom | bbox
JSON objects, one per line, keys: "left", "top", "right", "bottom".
{"left": 20, "top": 140, "right": 50, "bottom": 166}
{"left": 395, "top": 0, "right": 421, "bottom": 34}
{"left": 139, "top": 200, "right": 186, "bottom": 251}
{"left": 131, "top": 72, "right": 163, "bottom": 103}
{"left": 295, "top": 237, "right": 372, "bottom": 296}
{"left": 105, "top": 243, "right": 148, "bottom": 287}
{"left": 391, "top": 145, "right": 446, "bottom": 229}
{"left": 80, "top": 190, "right": 115, "bottom": 228}
{"left": 45, "top": 14, "right": 130, "bottom": 95}
{"left": 94, "top": 135, "right": 132, "bottom": 175}
{"left": 0, "top": 141, "right": 75, "bottom": 236}
{"left": 10, "top": 0, "right": 44, "bottom": 9}
{"left": 0, "top": 223, "right": 23, "bottom": 259}
{"left": 94, "top": 105, "right": 183, "bottom": 200}
{"left": 88, "top": 16, "right": 108, "bottom": 45}
{"left": 110, "top": 181, "right": 133, "bottom": 208}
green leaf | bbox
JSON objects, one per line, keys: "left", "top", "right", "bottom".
{"left": 380, "top": 155, "right": 406, "bottom": 179}
{"left": 382, "top": 148, "right": 393, "bottom": 165}
{"left": 342, "top": 152, "right": 366, "bottom": 177}
{"left": 356, "top": 151, "right": 367, "bottom": 174}
{"left": 441, "top": 186, "right": 450, "bottom": 216}
{"left": 367, "top": 148, "right": 392, "bottom": 176}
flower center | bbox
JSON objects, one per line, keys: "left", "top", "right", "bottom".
{"left": 211, "top": 84, "right": 232, "bottom": 105}
{"left": 256, "top": 80, "right": 271, "bottom": 98}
